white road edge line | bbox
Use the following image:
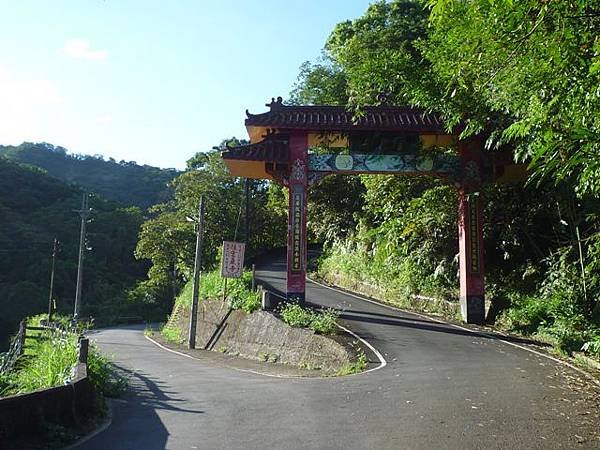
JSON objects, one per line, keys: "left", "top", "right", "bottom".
{"left": 144, "top": 335, "right": 293, "bottom": 379}
{"left": 145, "top": 321, "right": 387, "bottom": 378}
{"left": 335, "top": 323, "right": 387, "bottom": 374}
{"left": 307, "top": 276, "right": 600, "bottom": 387}
{"left": 144, "top": 334, "right": 379, "bottom": 379}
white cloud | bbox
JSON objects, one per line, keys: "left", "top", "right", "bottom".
{"left": 61, "top": 39, "right": 109, "bottom": 61}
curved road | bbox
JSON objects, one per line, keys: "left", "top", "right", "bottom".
{"left": 79, "top": 257, "right": 600, "bottom": 449}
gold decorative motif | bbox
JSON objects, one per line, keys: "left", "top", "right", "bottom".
{"left": 290, "top": 158, "right": 306, "bottom": 182}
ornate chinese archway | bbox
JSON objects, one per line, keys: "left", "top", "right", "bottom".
{"left": 222, "top": 97, "right": 523, "bottom": 324}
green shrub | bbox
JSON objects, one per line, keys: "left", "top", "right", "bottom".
{"left": 582, "top": 335, "right": 600, "bottom": 357}
{"left": 337, "top": 351, "right": 367, "bottom": 376}
{"left": 280, "top": 303, "right": 313, "bottom": 328}
{"left": 0, "top": 371, "right": 15, "bottom": 396}
{"left": 87, "top": 345, "right": 128, "bottom": 398}
{"left": 161, "top": 325, "right": 184, "bottom": 344}
{"left": 1, "top": 315, "right": 127, "bottom": 400}
{"left": 498, "top": 292, "right": 594, "bottom": 354}
{"left": 309, "top": 308, "right": 340, "bottom": 334}
{"left": 279, "top": 303, "right": 340, "bottom": 334}
{"left": 9, "top": 331, "right": 78, "bottom": 394}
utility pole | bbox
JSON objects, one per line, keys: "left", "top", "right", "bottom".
{"left": 47, "top": 238, "right": 58, "bottom": 322}
{"left": 73, "top": 193, "right": 92, "bottom": 320}
{"left": 188, "top": 196, "right": 205, "bottom": 349}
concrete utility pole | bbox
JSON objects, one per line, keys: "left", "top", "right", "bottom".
{"left": 47, "top": 238, "right": 58, "bottom": 322}
{"left": 188, "top": 196, "right": 205, "bottom": 349}
{"left": 73, "top": 193, "right": 92, "bottom": 320}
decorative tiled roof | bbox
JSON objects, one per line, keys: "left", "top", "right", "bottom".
{"left": 245, "top": 97, "right": 447, "bottom": 134}
{"left": 222, "top": 135, "right": 289, "bottom": 163}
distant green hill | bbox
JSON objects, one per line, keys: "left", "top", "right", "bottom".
{"left": 0, "top": 142, "right": 179, "bottom": 209}
{"left": 0, "top": 158, "right": 153, "bottom": 350}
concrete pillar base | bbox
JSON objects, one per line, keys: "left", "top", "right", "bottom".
{"left": 460, "top": 295, "right": 485, "bottom": 324}
{"left": 287, "top": 293, "right": 305, "bottom": 305}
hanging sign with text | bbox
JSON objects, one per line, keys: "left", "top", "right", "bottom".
{"left": 221, "top": 241, "right": 246, "bottom": 278}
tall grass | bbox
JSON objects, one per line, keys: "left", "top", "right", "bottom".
{"left": 176, "top": 270, "right": 260, "bottom": 313}
{"left": 10, "top": 332, "right": 78, "bottom": 394}
{"left": 1, "top": 315, "right": 126, "bottom": 398}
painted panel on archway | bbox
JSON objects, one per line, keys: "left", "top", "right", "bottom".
{"left": 308, "top": 153, "right": 459, "bottom": 174}
{"left": 469, "top": 201, "right": 480, "bottom": 275}
{"left": 291, "top": 191, "right": 303, "bottom": 273}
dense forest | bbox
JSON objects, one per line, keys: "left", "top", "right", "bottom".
{"left": 0, "top": 158, "right": 154, "bottom": 349}
{"left": 0, "top": 142, "right": 178, "bottom": 209}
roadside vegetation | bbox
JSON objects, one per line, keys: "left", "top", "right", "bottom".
{"left": 279, "top": 303, "right": 340, "bottom": 335}
{"left": 0, "top": 314, "right": 126, "bottom": 398}
{"left": 336, "top": 351, "right": 368, "bottom": 376}
{"left": 0, "top": 314, "right": 126, "bottom": 450}
{"left": 174, "top": 270, "right": 260, "bottom": 314}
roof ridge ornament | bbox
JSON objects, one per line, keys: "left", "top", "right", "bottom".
{"left": 266, "top": 96, "right": 284, "bottom": 110}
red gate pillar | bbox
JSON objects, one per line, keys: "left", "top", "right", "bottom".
{"left": 286, "top": 132, "right": 309, "bottom": 304}
{"left": 458, "top": 139, "right": 485, "bottom": 324}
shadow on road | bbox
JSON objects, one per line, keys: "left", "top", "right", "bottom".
{"left": 116, "top": 364, "right": 205, "bottom": 415}
{"left": 255, "top": 271, "right": 547, "bottom": 349}
{"left": 337, "top": 310, "right": 549, "bottom": 347}
{"left": 81, "top": 364, "right": 204, "bottom": 450}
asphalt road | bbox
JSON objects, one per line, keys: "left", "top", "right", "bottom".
{"left": 78, "top": 256, "right": 600, "bottom": 450}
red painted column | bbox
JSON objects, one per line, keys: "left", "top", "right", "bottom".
{"left": 457, "top": 138, "right": 486, "bottom": 324}
{"left": 286, "top": 132, "right": 309, "bottom": 304}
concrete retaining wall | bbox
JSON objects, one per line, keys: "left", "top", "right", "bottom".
{"left": 0, "top": 346, "right": 94, "bottom": 442}
{"left": 176, "top": 298, "right": 353, "bottom": 372}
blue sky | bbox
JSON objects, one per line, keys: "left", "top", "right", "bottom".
{"left": 0, "top": 1, "right": 372, "bottom": 169}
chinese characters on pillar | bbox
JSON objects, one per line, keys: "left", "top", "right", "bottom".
{"left": 291, "top": 192, "right": 303, "bottom": 272}
{"left": 468, "top": 203, "right": 480, "bottom": 275}
{"left": 221, "top": 241, "right": 246, "bottom": 278}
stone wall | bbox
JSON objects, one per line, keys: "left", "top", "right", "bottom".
{"left": 0, "top": 351, "right": 94, "bottom": 442}
{"left": 176, "top": 298, "right": 352, "bottom": 372}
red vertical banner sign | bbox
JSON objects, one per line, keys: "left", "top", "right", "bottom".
{"left": 457, "top": 138, "right": 486, "bottom": 324}
{"left": 286, "top": 132, "right": 309, "bottom": 303}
